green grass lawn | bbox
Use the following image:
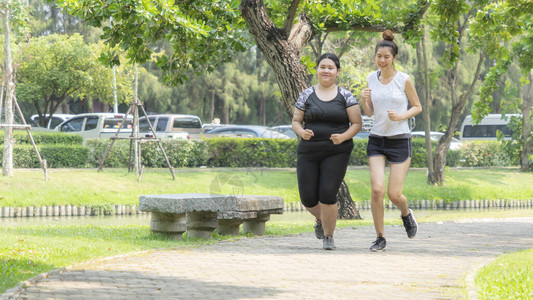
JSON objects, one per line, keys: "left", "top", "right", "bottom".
{"left": 0, "top": 168, "right": 532, "bottom": 207}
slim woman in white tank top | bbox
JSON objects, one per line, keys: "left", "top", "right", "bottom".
{"left": 360, "top": 30, "right": 422, "bottom": 252}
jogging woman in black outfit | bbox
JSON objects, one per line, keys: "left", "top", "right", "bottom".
{"left": 292, "top": 53, "right": 362, "bottom": 250}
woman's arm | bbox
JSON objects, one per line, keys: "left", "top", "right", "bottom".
{"left": 330, "top": 105, "right": 363, "bottom": 145}
{"left": 292, "top": 108, "right": 314, "bottom": 140}
{"left": 387, "top": 77, "right": 422, "bottom": 121}
{"left": 360, "top": 83, "right": 374, "bottom": 117}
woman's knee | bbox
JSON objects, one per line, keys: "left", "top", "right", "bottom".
{"left": 371, "top": 185, "right": 385, "bottom": 199}
{"left": 318, "top": 191, "right": 337, "bottom": 205}
{"left": 387, "top": 190, "right": 404, "bottom": 203}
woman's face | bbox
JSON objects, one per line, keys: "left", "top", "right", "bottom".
{"left": 375, "top": 47, "right": 396, "bottom": 71}
{"left": 316, "top": 58, "right": 339, "bottom": 86}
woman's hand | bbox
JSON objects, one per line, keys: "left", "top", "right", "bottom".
{"left": 301, "top": 129, "right": 314, "bottom": 140}
{"left": 361, "top": 88, "right": 372, "bottom": 102}
{"left": 387, "top": 110, "right": 402, "bottom": 121}
{"left": 330, "top": 133, "right": 345, "bottom": 145}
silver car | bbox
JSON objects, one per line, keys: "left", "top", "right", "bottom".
{"left": 57, "top": 113, "right": 133, "bottom": 144}
{"left": 205, "top": 125, "right": 291, "bottom": 139}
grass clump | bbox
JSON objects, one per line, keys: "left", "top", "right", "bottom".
{"left": 476, "top": 248, "right": 533, "bottom": 299}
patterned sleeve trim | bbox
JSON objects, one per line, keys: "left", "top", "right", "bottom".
{"left": 295, "top": 87, "right": 315, "bottom": 111}
{"left": 339, "top": 87, "right": 358, "bottom": 107}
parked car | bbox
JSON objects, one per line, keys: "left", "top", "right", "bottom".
{"left": 139, "top": 114, "right": 202, "bottom": 139}
{"left": 203, "top": 123, "right": 228, "bottom": 132}
{"left": 269, "top": 125, "right": 297, "bottom": 138}
{"left": 57, "top": 113, "right": 133, "bottom": 144}
{"left": 411, "top": 131, "right": 463, "bottom": 151}
{"left": 204, "top": 125, "right": 291, "bottom": 139}
{"left": 31, "top": 113, "right": 74, "bottom": 130}
{"left": 362, "top": 116, "right": 375, "bottom": 132}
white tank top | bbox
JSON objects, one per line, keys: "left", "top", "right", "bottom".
{"left": 366, "top": 70, "right": 411, "bottom": 136}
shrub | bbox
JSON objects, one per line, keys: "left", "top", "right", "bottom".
{"left": 0, "top": 145, "right": 89, "bottom": 168}
{"left": 349, "top": 140, "right": 368, "bottom": 166}
{"left": 86, "top": 139, "right": 139, "bottom": 168}
{"left": 86, "top": 139, "right": 209, "bottom": 168}
{"left": 205, "top": 138, "right": 297, "bottom": 167}
{"left": 460, "top": 141, "right": 518, "bottom": 167}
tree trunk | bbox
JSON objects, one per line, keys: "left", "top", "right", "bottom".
{"left": 223, "top": 99, "right": 229, "bottom": 124}
{"left": 336, "top": 181, "right": 362, "bottom": 220}
{"left": 240, "top": 0, "right": 310, "bottom": 117}
{"left": 2, "top": 6, "right": 14, "bottom": 177}
{"left": 0, "top": 73, "right": 4, "bottom": 124}
{"left": 522, "top": 70, "right": 533, "bottom": 171}
{"left": 414, "top": 32, "right": 435, "bottom": 184}
{"left": 240, "top": 0, "right": 359, "bottom": 219}
{"left": 430, "top": 52, "right": 485, "bottom": 184}
{"left": 209, "top": 90, "right": 215, "bottom": 123}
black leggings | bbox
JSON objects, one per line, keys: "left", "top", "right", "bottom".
{"left": 296, "top": 140, "right": 353, "bottom": 207}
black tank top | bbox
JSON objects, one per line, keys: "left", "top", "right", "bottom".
{"left": 303, "top": 91, "right": 350, "bottom": 141}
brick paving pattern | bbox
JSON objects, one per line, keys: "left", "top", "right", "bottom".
{"left": 3, "top": 218, "right": 533, "bottom": 299}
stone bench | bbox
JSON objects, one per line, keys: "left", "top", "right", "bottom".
{"left": 139, "top": 193, "right": 284, "bottom": 239}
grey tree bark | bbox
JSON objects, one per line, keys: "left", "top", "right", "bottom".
{"left": 2, "top": 5, "right": 14, "bottom": 177}
{"left": 522, "top": 70, "right": 533, "bottom": 171}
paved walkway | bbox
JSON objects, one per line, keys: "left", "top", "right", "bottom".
{"left": 3, "top": 218, "right": 533, "bottom": 300}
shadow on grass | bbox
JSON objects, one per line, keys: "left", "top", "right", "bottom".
{"left": 0, "top": 257, "right": 56, "bottom": 294}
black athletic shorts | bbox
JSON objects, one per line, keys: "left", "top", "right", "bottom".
{"left": 366, "top": 135, "right": 411, "bottom": 164}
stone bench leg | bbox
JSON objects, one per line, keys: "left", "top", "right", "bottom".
{"left": 150, "top": 212, "right": 186, "bottom": 240}
{"left": 243, "top": 213, "right": 270, "bottom": 236}
{"left": 186, "top": 211, "right": 218, "bottom": 239}
{"left": 217, "top": 219, "right": 244, "bottom": 236}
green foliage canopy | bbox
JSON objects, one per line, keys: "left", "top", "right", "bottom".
{"left": 15, "top": 34, "right": 133, "bottom": 122}
{"left": 54, "top": 0, "right": 428, "bottom": 86}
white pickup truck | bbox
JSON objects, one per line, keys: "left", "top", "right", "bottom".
{"left": 139, "top": 114, "right": 204, "bottom": 140}
{"left": 56, "top": 113, "right": 133, "bottom": 144}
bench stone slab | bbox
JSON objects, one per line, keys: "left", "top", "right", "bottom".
{"left": 139, "top": 193, "right": 284, "bottom": 239}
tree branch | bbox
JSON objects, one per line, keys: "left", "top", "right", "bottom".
{"left": 283, "top": 0, "right": 301, "bottom": 38}
{"left": 337, "top": 31, "right": 356, "bottom": 59}
{"left": 403, "top": 0, "right": 431, "bottom": 32}
{"left": 459, "top": 51, "right": 485, "bottom": 110}
{"left": 288, "top": 13, "right": 313, "bottom": 52}
{"left": 326, "top": 24, "right": 401, "bottom": 34}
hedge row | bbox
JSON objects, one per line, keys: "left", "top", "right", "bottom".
{"left": 0, "top": 145, "right": 89, "bottom": 168}
{"left": 0, "top": 136, "right": 520, "bottom": 169}
{"left": 0, "top": 130, "right": 83, "bottom": 145}
{"left": 86, "top": 139, "right": 209, "bottom": 168}
{"left": 85, "top": 138, "right": 518, "bottom": 168}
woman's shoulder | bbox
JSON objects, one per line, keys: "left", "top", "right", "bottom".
{"left": 338, "top": 86, "right": 358, "bottom": 106}
{"left": 300, "top": 86, "right": 315, "bottom": 97}
{"left": 395, "top": 71, "right": 410, "bottom": 87}
{"left": 295, "top": 86, "right": 316, "bottom": 110}
{"left": 396, "top": 71, "right": 411, "bottom": 81}
{"left": 366, "top": 70, "right": 379, "bottom": 81}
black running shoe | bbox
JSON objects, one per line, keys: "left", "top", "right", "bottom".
{"left": 401, "top": 209, "right": 418, "bottom": 239}
{"left": 323, "top": 235, "right": 336, "bottom": 250}
{"left": 314, "top": 219, "right": 325, "bottom": 239}
{"left": 370, "top": 236, "right": 386, "bottom": 252}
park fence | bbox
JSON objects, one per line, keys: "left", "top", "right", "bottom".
{"left": 1, "top": 199, "right": 533, "bottom": 218}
